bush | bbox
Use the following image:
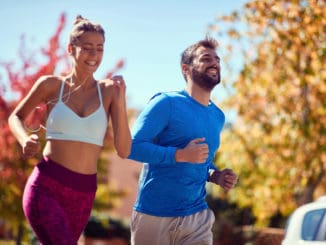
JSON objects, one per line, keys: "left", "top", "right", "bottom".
{"left": 83, "top": 215, "right": 130, "bottom": 241}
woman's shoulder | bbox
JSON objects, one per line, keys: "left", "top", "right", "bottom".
{"left": 36, "top": 75, "right": 63, "bottom": 88}
{"left": 97, "top": 79, "right": 117, "bottom": 105}
{"left": 33, "top": 75, "right": 65, "bottom": 99}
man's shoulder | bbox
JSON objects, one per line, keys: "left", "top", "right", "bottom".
{"left": 148, "top": 90, "right": 183, "bottom": 102}
{"left": 209, "top": 102, "right": 225, "bottom": 120}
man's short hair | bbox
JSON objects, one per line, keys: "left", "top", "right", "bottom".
{"left": 181, "top": 37, "right": 219, "bottom": 65}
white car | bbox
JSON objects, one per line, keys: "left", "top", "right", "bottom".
{"left": 282, "top": 196, "right": 326, "bottom": 245}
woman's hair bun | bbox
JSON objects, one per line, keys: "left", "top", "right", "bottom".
{"left": 73, "top": 15, "right": 89, "bottom": 25}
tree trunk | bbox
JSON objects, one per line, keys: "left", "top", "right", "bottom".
{"left": 15, "top": 223, "right": 23, "bottom": 245}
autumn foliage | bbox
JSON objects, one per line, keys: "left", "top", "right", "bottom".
{"left": 0, "top": 14, "right": 68, "bottom": 237}
{"left": 210, "top": 0, "right": 325, "bottom": 226}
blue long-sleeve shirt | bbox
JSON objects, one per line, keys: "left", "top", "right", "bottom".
{"left": 128, "top": 90, "right": 225, "bottom": 217}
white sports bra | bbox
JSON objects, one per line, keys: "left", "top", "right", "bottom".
{"left": 46, "top": 80, "right": 108, "bottom": 146}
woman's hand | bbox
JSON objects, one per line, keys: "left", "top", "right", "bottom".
{"left": 111, "top": 75, "right": 127, "bottom": 104}
{"left": 22, "top": 134, "right": 40, "bottom": 158}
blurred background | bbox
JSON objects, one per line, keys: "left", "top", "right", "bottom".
{"left": 0, "top": 0, "right": 325, "bottom": 244}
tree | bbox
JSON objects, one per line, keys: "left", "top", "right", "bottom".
{"left": 0, "top": 13, "right": 67, "bottom": 244}
{"left": 209, "top": 0, "right": 325, "bottom": 226}
{"left": 0, "top": 13, "right": 129, "bottom": 243}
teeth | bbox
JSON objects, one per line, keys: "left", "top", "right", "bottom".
{"left": 207, "top": 68, "right": 217, "bottom": 75}
{"left": 86, "top": 61, "right": 96, "bottom": 66}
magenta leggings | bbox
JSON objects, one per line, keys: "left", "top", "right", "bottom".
{"left": 22, "top": 157, "right": 97, "bottom": 245}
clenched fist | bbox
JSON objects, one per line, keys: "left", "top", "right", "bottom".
{"left": 22, "top": 134, "right": 40, "bottom": 158}
{"left": 208, "top": 169, "right": 238, "bottom": 191}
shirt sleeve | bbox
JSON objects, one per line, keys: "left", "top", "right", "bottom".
{"left": 128, "top": 93, "right": 177, "bottom": 165}
{"left": 208, "top": 161, "right": 218, "bottom": 171}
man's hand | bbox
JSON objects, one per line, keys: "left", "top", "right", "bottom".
{"left": 208, "top": 169, "right": 238, "bottom": 191}
{"left": 175, "top": 138, "right": 208, "bottom": 164}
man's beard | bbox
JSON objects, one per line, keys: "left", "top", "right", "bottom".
{"left": 191, "top": 67, "right": 220, "bottom": 92}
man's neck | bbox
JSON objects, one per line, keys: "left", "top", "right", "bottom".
{"left": 185, "top": 84, "right": 211, "bottom": 106}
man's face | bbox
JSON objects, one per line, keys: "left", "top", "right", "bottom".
{"left": 190, "top": 47, "right": 220, "bottom": 91}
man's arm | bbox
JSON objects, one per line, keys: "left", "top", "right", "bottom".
{"left": 128, "top": 93, "right": 177, "bottom": 165}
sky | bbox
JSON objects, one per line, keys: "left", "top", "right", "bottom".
{"left": 1, "top": 0, "right": 247, "bottom": 111}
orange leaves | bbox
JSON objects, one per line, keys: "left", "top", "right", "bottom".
{"left": 210, "top": 0, "right": 325, "bottom": 226}
{"left": 227, "top": 29, "right": 240, "bottom": 39}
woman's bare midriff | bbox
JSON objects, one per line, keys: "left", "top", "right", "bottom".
{"left": 43, "top": 140, "right": 102, "bottom": 174}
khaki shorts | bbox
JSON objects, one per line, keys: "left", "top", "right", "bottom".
{"left": 130, "top": 208, "right": 215, "bottom": 245}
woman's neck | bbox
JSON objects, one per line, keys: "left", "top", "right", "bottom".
{"left": 70, "top": 72, "right": 94, "bottom": 90}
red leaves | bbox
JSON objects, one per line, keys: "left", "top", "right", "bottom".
{"left": 0, "top": 13, "right": 69, "bottom": 183}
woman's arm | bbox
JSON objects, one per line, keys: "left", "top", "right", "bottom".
{"left": 8, "top": 75, "right": 53, "bottom": 157}
{"left": 109, "top": 75, "right": 131, "bottom": 158}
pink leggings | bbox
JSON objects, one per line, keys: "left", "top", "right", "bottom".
{"left": 23, "top": 157, "right": 97, "bottom": 245}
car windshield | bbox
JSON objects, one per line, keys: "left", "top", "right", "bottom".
{"left": 302, "top": 208, "right": 326, "bottom": 241}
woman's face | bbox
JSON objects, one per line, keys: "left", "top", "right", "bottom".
{"left": 70, "top": 31, "right": 105, "bottom": 74}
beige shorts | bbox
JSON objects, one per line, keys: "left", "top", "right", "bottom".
{"left": 130, "top": 208, "right": 215, "bottom": 245}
